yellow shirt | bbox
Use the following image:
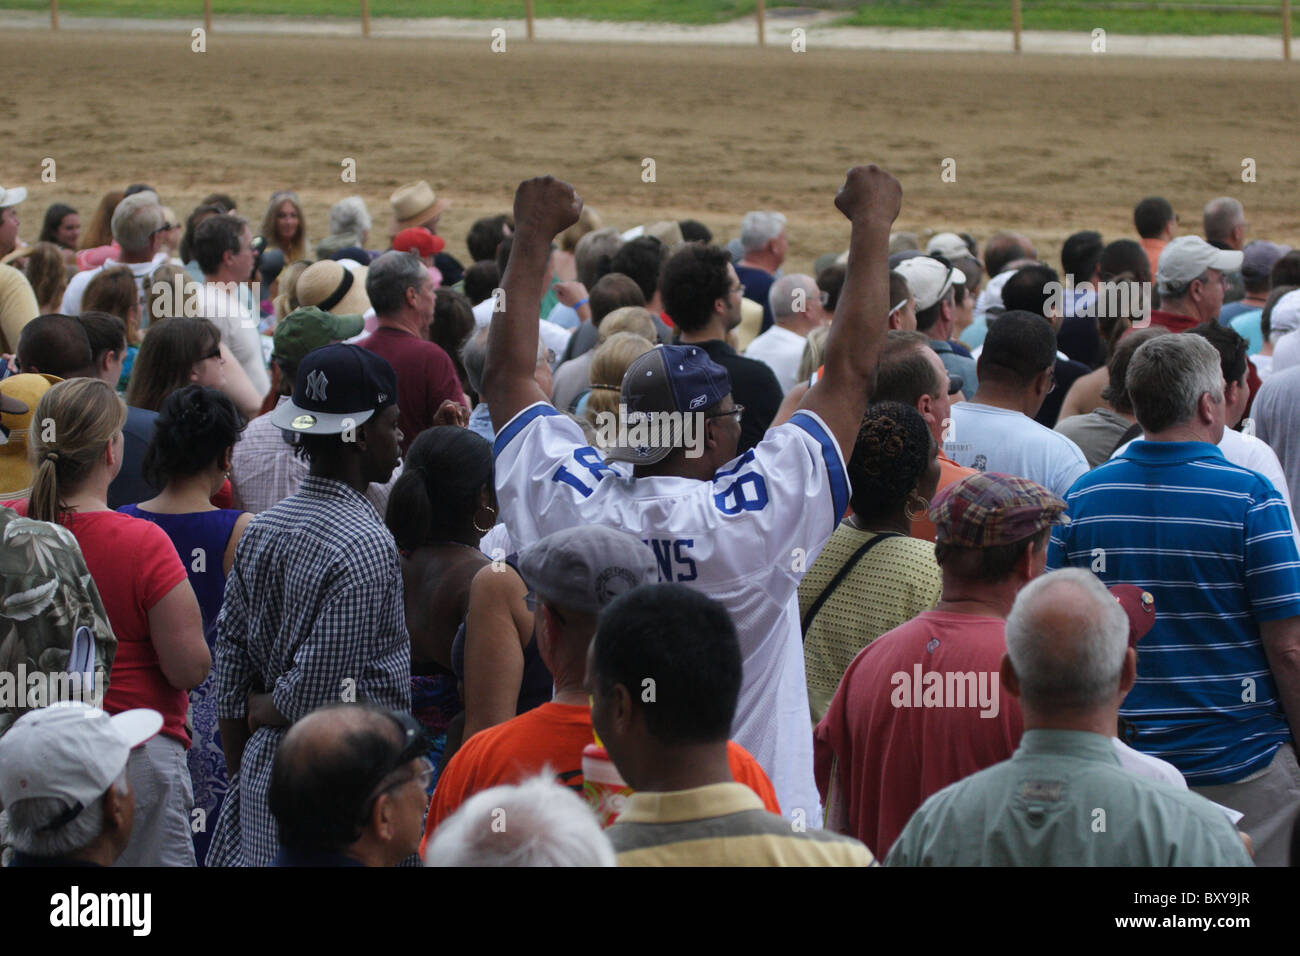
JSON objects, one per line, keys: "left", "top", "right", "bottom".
{"left": 800, "top": 524, "right": 942, "bottom": 723}
{"left": 609, "top": 783, "right": 876, "bottom": 867}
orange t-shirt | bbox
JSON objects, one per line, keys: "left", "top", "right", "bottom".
{"left": 420, "top": 701, "right": 780, "bottom": 856}
{"left": 909, "top": 451, "right": 977, "bottom": 544}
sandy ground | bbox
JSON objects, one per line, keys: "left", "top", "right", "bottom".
{"left": 1, "top": 25, "right": 1297, "bottom": 273}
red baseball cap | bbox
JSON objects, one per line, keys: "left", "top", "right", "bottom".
{"left": 1109, "top": 584, "right": 1155, "bottom": 647}
{"left": 392, "top": 227, "right": 444, "bottom": 258}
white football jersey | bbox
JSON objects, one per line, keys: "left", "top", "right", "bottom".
{"left": 494, "top": 402, "right": 850, "bottom": 824}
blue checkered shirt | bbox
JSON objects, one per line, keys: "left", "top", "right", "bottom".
{"left": 206, "top": 475, "right": 410, "bottom": 867}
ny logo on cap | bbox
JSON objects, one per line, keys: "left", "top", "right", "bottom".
{"left": 306, "top": 370, "right": 329, "bottom": 402}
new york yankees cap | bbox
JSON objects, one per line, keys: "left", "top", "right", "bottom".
{"left": 603, "top": 344, "right": 731, "bottom": 466}
{"left": 270, "top": 343, "right": 398, "bottom": 435}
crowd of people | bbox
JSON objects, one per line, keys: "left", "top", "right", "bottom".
{"left": 0, "top": 166, "right": 1296, "bottom": 867}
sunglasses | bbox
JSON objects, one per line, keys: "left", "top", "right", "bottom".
{"left": 704, "top": 404, "right": 744, "bottom": 424}
{"left": 525, "top": 589, "right": 567, "bottom": 625}
{"left": 358, "top": 712, "right": 433, "bottom": 823}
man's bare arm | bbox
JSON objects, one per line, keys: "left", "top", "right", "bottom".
{"left": 796, "top": 164, "right": 901, "bottom": 458}
{"left": 1260, "top": 616, "right": 1300, "bottom": 745}
{"left": 482, "top": 176, "right": 583, "bottom": 433}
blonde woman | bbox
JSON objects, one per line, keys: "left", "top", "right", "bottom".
{"left": 271, "top": 259, "right": 311, "bottom": 324}
{"left": 552, "top": 305, "right": 657, "bottom": 412}
{"left": 21, "top": 377, "right": 209, "bottom": 866}
{"left": 582, "top": 331, "right": 655, "bottom": 443}
{"left": 257, "top": 190, "right": 309, "bottom": 263}
{"left": 796, "top": 324, "right": 832, "bottom": 384}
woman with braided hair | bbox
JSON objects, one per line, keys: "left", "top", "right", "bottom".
{"left": 117, "top": 384, "right": 252, "bottom": 865}
{"left": 798, "top": 401, "right": 943, "bottom": 724}
{"left": 19, "top": 377, "right": 210, "bottom": 865}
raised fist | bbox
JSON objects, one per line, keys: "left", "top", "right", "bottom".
{"left": 834, "top": 164, "right": 902, "bottom": 225}
{"left": 432, "top": 399, "right": 469, "bottom": 428}
{"left": 554, "top": 280, "right": 589, "bottom": 308}
{"left": 513, "top": 175, "right": 583, "bottom": 239}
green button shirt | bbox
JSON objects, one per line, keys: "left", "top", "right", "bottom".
{"left": 886, "top": 730, "right": 1253, "bottom": 866}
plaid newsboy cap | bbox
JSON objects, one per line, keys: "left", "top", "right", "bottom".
{"left": 930, "top": 472, "right": 1069, "bottom": 548}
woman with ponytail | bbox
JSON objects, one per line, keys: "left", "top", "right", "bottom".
{"left": 118, "top": 385, "right": 252, "bottom": 866}
{"left": 384, "top": 425, "right": 496, "bottom": 784}
{"left": 21, "top": 377, "right": 210, "bottom": 866}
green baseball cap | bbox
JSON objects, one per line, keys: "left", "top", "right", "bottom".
{"left": 273, "top": 307, "right": 365, "bottom": 365}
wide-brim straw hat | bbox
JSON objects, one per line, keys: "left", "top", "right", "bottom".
{"left": 295, "top": 259, "right": 371, "bottom": 317}
{"left": 389, "top": 180, "right": 451, "bottom": 236}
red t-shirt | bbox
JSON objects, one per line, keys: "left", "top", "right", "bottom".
{"left": 358, "top": 326, "right": 465, "bottom": 455}
{"left": 813, "top": 610, "right": 1023, "bottom": 859}
{"left": 419, "top": 702, "right": 780, "bottom": 856}
{"left": 211, "top": 478, "right": 234, "bottom": 509}
{"left": 14, "top": 504, "right": 190, "bottom": 745}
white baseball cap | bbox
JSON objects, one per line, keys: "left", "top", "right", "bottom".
{"left": 1156, "top": 235, "right": 1243, "bottom": 288}
{"left": 0, "top": 185, "right": 26, "bottom": 209}
{"left": 0, "top": 702, "right": 161, "bottom": 814}
{"left": 895, "top": 255, "right": 966, "bottom": 311}
{"left": 926, "top": 232, "right": 978, "bottom": 263}
{"left": 1268, "top": 288, "right": 1300, "bottom": 336}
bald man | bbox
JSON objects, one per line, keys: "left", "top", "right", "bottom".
{"left": 268, "top": 705, "right": 431, "bottom": 867}
{"left": 887, "top": 568, "right": 1253, "bottom": 867}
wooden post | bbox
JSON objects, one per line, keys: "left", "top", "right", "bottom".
{"left": 51, "top": 0, "right": 58, "bottom": 30}
{"left": 361, "top": 0, "right": 370, "bottom": 37}
{"left": 526, "top": 0, "right": 535, "bottom": 40}
{"left": 1284, "top": 0, "right": 1293, "bottom": 60}
{"left": 757, "top": 0, "right": 766, "bottom": 46}
{"left": 204, "top": 0, "right": 212, "bottom": 33}
{"left": 1011, "top": 0, "right": 1022, "bottom": 52}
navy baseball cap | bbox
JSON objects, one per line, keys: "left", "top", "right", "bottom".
{"left": 270, "top": 343, "right": 398, "bottom": 435}
{"left": 604, "top": 344, "right": 731, "bottom": 465}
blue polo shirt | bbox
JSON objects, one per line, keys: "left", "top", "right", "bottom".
{"left": 1048, "top": 440, "right": 1300, "bottom": 785}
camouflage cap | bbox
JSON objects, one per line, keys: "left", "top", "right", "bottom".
{"left": 930, "top": 472, "right": 1068, "bottom": 548}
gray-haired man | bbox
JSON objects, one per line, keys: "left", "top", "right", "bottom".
{"left": 1, "top": 703, "right": 162, "bottom": 868}
{"left": 735, "top": 210, "right": 788, "bottom": 332}
{"left": 743, "top": 273, "right": 828, "bottom": 393}
{"left": 1049, "top": 332, "right": 1300, "bottom": 865}
{"left": 887, "top": 568, "right": 1253, "bottom": 866}
{"left": 359, "top": 250, "right": 465, "bottom": 456}
{"left": 60, "top": 190, "right": 168, "bottom": 315}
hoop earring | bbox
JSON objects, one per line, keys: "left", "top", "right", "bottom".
{"left": 473, "top": 503, "right": 496, "bottom": 535}
{"left": 904, "top": 495, "right": 928, "bottom": 523}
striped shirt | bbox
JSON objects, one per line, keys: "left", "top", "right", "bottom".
{"left": 206, "top": 475, "right": 411, "bottom": 867}
{"left": 1048, "top": 440, "right": 1300, "bottom": 785}
{"left": 607, "top": 783, "right": 876, "bottom": 867}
